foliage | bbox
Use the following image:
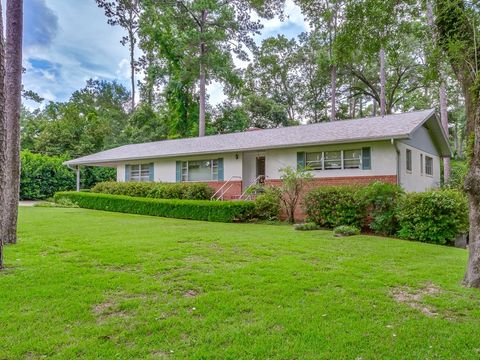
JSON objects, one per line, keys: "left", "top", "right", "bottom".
{"left": 34, "top": 198, "right": 79, "bottom": 208}
{"left": 333, "top": 225, "right": 361, "bottom": 237}
{"left": 54, "top": 191, "right": 255, "bottom": 223}
{"left": 303, "top": 185, "right": 364, "bottom": 228}
{"left": 20, "top": 151, "right": 75, "bottom": 200}
{"left": 444, "top": 159, "right": 468, "bottom": 191}
{"left": 294, "top": 222, "right": 322, "bottom": 231}
{"left": 92, "top": 181, "right": 213, "bottom": 200}
{"left": 357, "top": 182, "right": 404, "bottom": 235}
{"left": 254, "top": 186, "right": 282, "bottom": 221}
{"left": 397, "top": 189, "right": 469, "bottom": 245}
{"left": 278, "top": 166, "right": 314, "bottom": 223}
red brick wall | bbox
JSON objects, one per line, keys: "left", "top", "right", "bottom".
{"left": 207, "top": 181, "right": 243, "bottom": 200}
{"left": 265, "top": 175, "right": 398, "bottom": 221}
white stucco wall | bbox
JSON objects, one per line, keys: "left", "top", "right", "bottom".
{"left": 263, "top": 141, "right": 398, "bottom": 180}
{"left": 397, "top": 142, "right": 441, "bottom": 192}
{"left": 117, "top": 152, "right": 243, "bottom": 183}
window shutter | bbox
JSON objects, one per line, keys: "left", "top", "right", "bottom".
{"left": 149, "top": 163, "right": 154, "bottom": 182}
{"left": 125, "top": 165, "right": 131, "bottom": 181}
{"left": 362, "top": 147, "right": 371, "bottom": 170}
{"left": 297, "top": 152, "right": 306, "bottom": 170}
{"left": 218, "top": 158, "right": 224, "bottom": 181}
{"left": 176, "top": 161, "right": 182, "bottom": 182}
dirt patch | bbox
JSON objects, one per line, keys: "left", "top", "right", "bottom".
{"left": 391, "top": 282, "right": 442, "bottom": 317}
{"left": 184, "top": 290, "right": 198, "bottom": 297}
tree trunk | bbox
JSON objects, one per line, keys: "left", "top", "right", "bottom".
{"left": 330, "top": 64, "right": 336, "bottom": 121}
{"left": 379, "top": 47, "right": 386, "bottom": 117}
{"left": 439, "top": 81, "right": 450, "bottom": 182}
{"left": 3, "top": 0, "right": 23, "bottom": 245}
{"left": 129, "top": 29, "right": 136, "bottom": 111}
{"left": 464, "top": 105, "right": 480, "bottom": 287}
{"left": 198, "top": 9, "right": 207, "bottom": 137}
{"left": 0, "top": 2, "right": 6, "bottom": 269}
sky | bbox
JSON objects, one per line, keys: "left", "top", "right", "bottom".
{"left": 22, "top": 0, "right": 309, "bottom": 109}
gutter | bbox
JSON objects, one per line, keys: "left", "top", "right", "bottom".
{"left": 392, "top": 138, "right": 401, "bottom": 187}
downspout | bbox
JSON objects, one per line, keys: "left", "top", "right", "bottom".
{"left": 391, "top": 138, "right": 401, "bottom": 187}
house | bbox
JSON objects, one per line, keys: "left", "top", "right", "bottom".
{"left": 65, "top": 109, "right": 451, "bottom": 199}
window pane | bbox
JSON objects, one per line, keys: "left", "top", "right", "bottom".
{"left": 343, "top": 150, "right": 361, "bottom": 169}
{"left": 188, "top": 160, "right": 213, "bottom": 181}
{"left": 406, "top": 149, "right": 412, "bottom": 172}
{"left": 130, "top": 164, "right": 150, "bottom": 182}
{"left": 306, "top": 152, "right": 323, "bottom": 170}
{"left": 324, "top": 151, "right": 341, "bottom": 170}
{"left": 425, "top": 156, "right": 433, "bottom": 176}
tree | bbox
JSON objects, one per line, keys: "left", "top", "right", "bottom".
{"left": 0, "top": 1, "right": 6, "bottom": 268}
{"left": 278, "top": 166, "right": 313, "bottom": 223}
{"left": 140, "top": 0, "right": 283, "bottom": 137}
{"left": 435, "top": 0, "right": 480, "bottom": 287}
{"left": 2, "top": 0, "right": 23, "bottom": 246}
{"left": 96, "top": 0, "right": 140, "bottom": 110}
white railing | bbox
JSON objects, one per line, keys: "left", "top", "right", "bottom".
{"left": 211, "top": 176, "right": 242, "bottom": 201}
{"left": 239, "top": 175, "right": 266, "bottom": 200}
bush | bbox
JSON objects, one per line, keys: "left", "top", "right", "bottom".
{"left": 54, "top": 192, "right": 255, "bottom": 223}
{"left": 357, "top": 182, "right": 404, "bottom": 235}
{"left": 20, "top": 151, "right": 75, "bottom": 200}
{"left": 294, "top": 222, "right": 322, "bottom": 231}
{"left": 254, "top": 186, "right": 282, "bottom": 221}
{"left": 445, "top": 160, "right": 468, "bottom": 191}
{"left": 92, "top": 181, "right": 213, "bottom": 200}
{"left": 397, "top": 189, "right": 469, "bottom": 245}
{"left": 303, "top": 185, "right": 365, "bottom": 228}
{"left": 334, "top": 225, "right": 360, "bottom": 237}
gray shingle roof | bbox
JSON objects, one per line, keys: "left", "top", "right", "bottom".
{"left": 65, "top": 109, "right": 448, "bottom": 166}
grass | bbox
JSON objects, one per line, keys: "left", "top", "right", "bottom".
{"left": 1, "top": 207, "right": 480, "bottom": 359}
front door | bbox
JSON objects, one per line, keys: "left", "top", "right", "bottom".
{"left": 256, "top": 156, "right": 265, "bottom": 184}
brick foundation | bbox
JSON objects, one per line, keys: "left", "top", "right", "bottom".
{"left": 265, "top": 175, "right": 398, "bottom": 221}
{"left": 207, "top": 181, "right": 243, "bottom": 200}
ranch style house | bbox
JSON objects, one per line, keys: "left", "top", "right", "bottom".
{"left": 65, "top": 109, "right": 451, "bottom": 200}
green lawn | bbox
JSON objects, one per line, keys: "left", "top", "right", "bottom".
{"left": 1, "top": 208, "right": 480, "bottom": 359}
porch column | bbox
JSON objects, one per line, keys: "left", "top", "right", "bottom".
{"left": 76, "top": 166, "right": 80, "bottom": 192}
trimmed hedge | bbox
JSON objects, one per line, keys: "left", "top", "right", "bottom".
{"left": 397, "top": 190, "right": 469, "bottom": 245}
{"left": 92, "top": 181, "right": 213, "bottom": 200}
{"left": 54, "top": 191, "right": 255, "bottom": 223}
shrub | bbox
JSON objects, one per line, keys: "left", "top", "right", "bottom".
{"left": 444, "top": 160, "right": 468, "bottom": 191}
{"left": 303, "top": 185, "right": 365, "bottom": 228}
{"left": 92, "top": 181, "right": 213, "bottom": 200}
{"left": 294, "top": 222, "right": 322, "bottom": 231}
{"left": 20, "top": 151, "right": 75, "bottom": 200}
{"left": 333, "top": 225, "right": 360, "bottom": 237}
{"left": 254, "top": 186, "right": 282, "bottom": 221}
{"left": 397, "top": 189, "right": 469, "bottom": 245}
{"left": 54, "top": 192, "right": 255, "bottom": 223}
{"left": 35, "top": 198, "right": 79, "bottom": 208}
{"left": 357, "top": 182, "right": 404, "bottom": 235}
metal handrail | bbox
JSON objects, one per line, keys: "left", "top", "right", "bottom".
{"left": 211, "top": 176, "right": 242, "bottom": 200}
{"left": 239, "top": 175, "right": 266, "bottom": 200}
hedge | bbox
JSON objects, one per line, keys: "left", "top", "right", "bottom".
{"left": 92, "top": 181, "right": 213, "bottom": 200}
{"left": 20, "top": 151, "right": 116, "bottom": 200}
{"left": 54, "top": 191, "right": 255, "bottom": 223}
{"left": 303, "top": 182, "right": 468, "bottom": 244}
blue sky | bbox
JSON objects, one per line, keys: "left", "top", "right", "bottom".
{"left": 23, "top": 0, "right": 308, "bottom": 108}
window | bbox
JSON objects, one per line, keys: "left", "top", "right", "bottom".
{"left": 425, "top": 156, "right": 433, "bottom": 176}
{"left": 181, "top": 159, "right": 219, "bottom": 181}
{"left": 324, "top": 151, "right": 342, "bottom": 170}
{"left": 306, "top": 152, "right": 323, "bottom": 170}
{"left": 129, "top": 164, "right": 152, "bottom": 182}
{"left": 420, "top": 154, "right": 424, "bottom": 175}
{"left": 304, "top": 149, "right": 363, "bottom": 170}
{"left": 343, "top": 149, "right": 362, "bottom": 169}
{"left": 406, "top": 149, "right": 412, "bottom": 172}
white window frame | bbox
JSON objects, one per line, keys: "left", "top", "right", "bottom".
{"left": 129, "top": 164, "right": 151, "bottom": 182}
{"left": 305, "top": 149, "right": 362, "bottom": 171}
{"left": 425, "top": 156, "right": 433, "bottom": 177}
{"left": 181, "top": 159, "right": 219, "bottom": 182}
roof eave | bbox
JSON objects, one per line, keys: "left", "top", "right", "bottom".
{"left": 64, "top": 135, "right": 409, "bottom": 166}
